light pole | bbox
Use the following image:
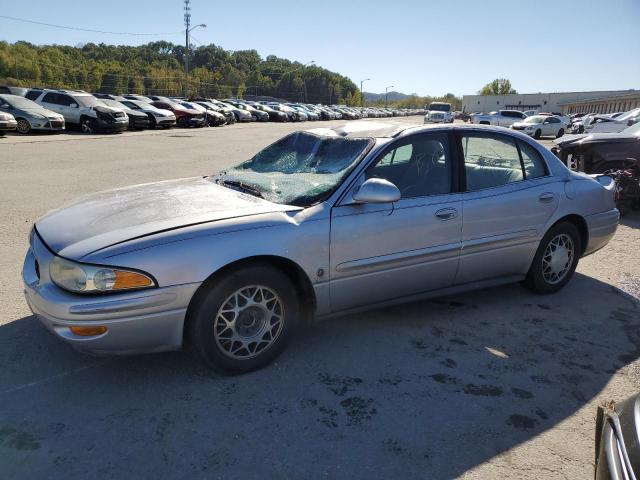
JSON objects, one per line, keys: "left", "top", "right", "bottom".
{"left": 360, "top": 78, "right": 370, "bottom": 113}
{"left": 185, "top": 23, "right": 206, "bottom": 76}
{"left": 385, "top": 85, "right": 394, "bottom": 107}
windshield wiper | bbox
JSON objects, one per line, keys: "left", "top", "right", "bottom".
{"left": 217, "top": 178, "right": 264, "bottom": 198}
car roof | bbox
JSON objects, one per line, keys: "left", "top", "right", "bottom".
{"left": 306, "top": 121, "right": 546, "bottom": 139}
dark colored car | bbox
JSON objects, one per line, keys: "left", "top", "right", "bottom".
{"left": 552, "top": 122, "right": 640, "bottom": 214}
{"left": 99, "top": 99, "right": 150, "bottom": 130}
{"left": 595, "top": 394, "right": 640, "bottom": 479}
{"left": 251, "top": 103, "right": 288, "bottom": 122}
{"left": 150, "top": 100, "right": 205, "bottom": 128}
{"left": 191, "top": 99, "right": 236, "bottom": 125}
{"left": 224, "top": 100, "right": 270, "bottom": 122}
{"left": 179, "top": 101, "right": 226, "bottom": 127}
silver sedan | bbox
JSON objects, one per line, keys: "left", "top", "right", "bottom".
{"left": 22, "top": 123, "right": 619, "bottom": 373}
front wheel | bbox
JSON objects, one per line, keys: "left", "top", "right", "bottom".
{"left": 16, "top": 118, "right": 31, "bottom": 134}
{"left": 187, "top": 265, "right": 300, "bottom": 373}
{"left": 556, "top": 128, "right": 564, "bottom": 138}
{"left": 81, "top": 117, "right": 97, "bottom": 134}
{"left": 523, "top": 222, "right": 581, "bottom": 294}
{"left": 534, "top": 129, "right": 542, "bottom": 139}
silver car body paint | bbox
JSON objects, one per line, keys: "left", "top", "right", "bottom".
{"left": 23, "top": 124, "right": 619, "bottom": 355}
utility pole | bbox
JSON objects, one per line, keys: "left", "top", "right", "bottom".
{"left": 385, "top": 85, "right": 394, "bottom": 107}
{"left": 360, "top": 78, "right": 370, "bottom": 113}
{"left": 184, "top": 0, "right": 206, "bottom": 96}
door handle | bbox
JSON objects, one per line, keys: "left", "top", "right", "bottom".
{"left": 435, "top": 208, "right": 457, "bottom": 220}
{"left": 538, "top": 193, "right": 555, "bottom": 203}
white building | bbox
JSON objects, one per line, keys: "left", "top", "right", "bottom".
{"left": 462, "top": 89, "right": 639, "bottom": 115}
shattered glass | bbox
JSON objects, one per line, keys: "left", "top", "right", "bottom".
{"left": 218, "top": 132, "right": 372, "bottom": 206}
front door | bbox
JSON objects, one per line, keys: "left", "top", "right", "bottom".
{"left": 329, "top": 131, "right": 462, "bottom": 312}
{"left": 456, "top": 131, "right": 561, "bottom": 284}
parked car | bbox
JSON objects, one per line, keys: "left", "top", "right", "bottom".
{"left": 268, "top": 103, "right": 304, "bottom": 121}
{"left": 586, "top": 108, "right": 640, "bottom": 133}
{"left": 178, "top": 101, "right": 226, "bottom": 127}
{"left": 470, "top": 109, "right": 527, "bottom": 127}
{"left": 595, "top": 393, "right": 640, "bottom": 480}
{"left": 424, "top": 102, "right": 454, "bottom": 123}
{"left": 26, "top": 89, "right": 128, "bottom": 133}
{"left": 121, "top": 94, "right": 153, "bottom": 103}
{"left": 510, "top": 115, "right": 566, "bottom": 139}
{"left": 0, "top": 85, "right": 29, "bottom": 96}
{"left": 191, "top": 100, "right": 236, "bottom": 125}
{"left": 552, "top": 121, "right": 640, "bottom": 214}
{"left": 251, "top": 103, "right": 288, "bottom": 122}
{"left": 98, "top": 99, "right": 150, "bottom": 130}
{"left": 149, "top": 100, "right": 205, "bottom": 128}
{"left": 224, "top": 100, "right": 270, "bottom": 122}
{"left": 0, "top": 94, "right": 65, "bottom": 134}
{"left": 23, "top": 123, "right": 618, "bottom": 373}
{"left": 0, "top": 110, "right": 17, "bottom": 135}
{"left": 118, "top": 99, "right": 176, "bottom": 128}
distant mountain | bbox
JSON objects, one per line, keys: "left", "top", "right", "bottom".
{"left": 364, "top": 91, "right": 411, "bottom": 102}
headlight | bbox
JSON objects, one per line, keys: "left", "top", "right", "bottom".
{"left": 49, "top": 257, "right": 155, "bottom": 294}
{"left": 152, "top": 111, "right": 167, "bottom": 117}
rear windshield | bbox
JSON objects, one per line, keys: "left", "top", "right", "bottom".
{"left": 429, "top": 104, "right": 451, "bottom": 112}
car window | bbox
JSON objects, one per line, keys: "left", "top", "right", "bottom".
{"left": 367, "top": 132, "right": 451, "bottom": 198}
{"left": 25, "top": 90, "right": 41, "bottom": 101}
{"left": 548, "top": 117, "right": 560, "bottom": 124}
{"left": 461, "top": 134, "right": 524, "bottom": 191}
{"left": 518, "top": 141, "right": 548, "bottom": 179}
{"left": 42, "top": 92, "right": 63, "bottom": 104}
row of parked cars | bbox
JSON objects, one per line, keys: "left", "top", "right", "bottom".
{"left": 0, "top": 85, "right": 421, "bottom": 135}
{"left": 566, "top": 108, "right": 640, "bottom": 134}
{"left": 468, "top": 107, "right": 640, "bottom": 140}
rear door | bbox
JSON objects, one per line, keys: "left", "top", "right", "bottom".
{"left": 329, "top": 131, "right": 462, "bottom": 311}
{"left": 455, "top": 131, "right": 561, "bottom": 284}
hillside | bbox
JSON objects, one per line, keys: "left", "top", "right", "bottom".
{"left": 364, "top": 91, "right": 410, "bottom": 102}
{"left": 0, "top": 40, "right": 361, "bottom": 105}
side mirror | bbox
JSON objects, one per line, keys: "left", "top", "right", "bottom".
{"left": 70, "top": 103, "right": 78, "bottom": 108}
{"left": 352, "top": 178, "right": 401, "bottom": 204}
{"left": 628, "top": 119, "right": 635, "bottom": 126}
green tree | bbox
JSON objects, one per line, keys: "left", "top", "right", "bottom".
{"left": 479, "top": 78, "right": 516, "bottom": 95}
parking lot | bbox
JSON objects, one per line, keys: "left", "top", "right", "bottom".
{"left": 1, "top": 117, "right": 639, "bottom": 479}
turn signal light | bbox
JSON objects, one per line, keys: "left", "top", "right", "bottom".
{"left": 69, "top": 326, "right": 108, "bottom": 336}
{"left": 113, "top": 270, "right": 154, "bottom": 290}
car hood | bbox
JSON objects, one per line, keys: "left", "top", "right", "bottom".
{"left": 513, "top": 121, "right": 539, "bottom": 128}
{"left": 35, "top": 177, "right": 300, "bottom": 259}
{"left": 554, "top": 132, "right": 639, "bottom": 147}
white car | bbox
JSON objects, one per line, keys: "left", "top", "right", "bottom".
{"left": 470, "top": 109, "right": 527, "bottom": 127}
{"left": 424, "top": 102, "right": 454, "bottom": 123}
{"left": 510, "top": 115, "right": 566, "bottom": 139}
{"left": 585, "top": 108, "right": 640, "bottom": 133}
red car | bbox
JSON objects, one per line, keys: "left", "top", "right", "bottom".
{"left": 150, "top": 100, "right": 205, "bottom": 128}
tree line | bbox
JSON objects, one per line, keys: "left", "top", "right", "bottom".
{"left": 0, "top": 40, "right": 362, "bottom": 105}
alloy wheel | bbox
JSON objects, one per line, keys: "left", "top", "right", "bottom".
{"left": 542, "top": 234, "right": 574, "bottom": 284}
{"left": 16, "top": 119, "right": 31, "bottom": 134}
{"left": 214, "top": 285, "right": 284, "bottom": 360}
{"left": 81, "top": 119, "right": 94, "bottom": 134}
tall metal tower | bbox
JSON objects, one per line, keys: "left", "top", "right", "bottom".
{"left": 184, "top": 0, "right": 191, "bottom": 76}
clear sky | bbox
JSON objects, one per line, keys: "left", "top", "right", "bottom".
{"left": 1, "top": 0, "right": 639, "bottom": 96}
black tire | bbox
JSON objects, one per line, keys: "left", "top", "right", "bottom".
{"left": 534, "top": 129, "right": 542, "bottom": 140}
{"left": 187, "top": 264, "right": 300, "bottom": 374}
{"left": 177, "top": 116, "right": 188, "bottom": 128}
{"left": 556, "top": 128, "right": 564, "bottom": 138}
{"left": 148, "top": 115, "right": 157, "bottom": 129}
{"left": 16, "top": 118, "right": 31, "bottom": 134}
{"left": 523, "top": 221, "right": 582, "bottom": 294}
{"left": 80, "top": 117, "right": 97, "bottom": 134}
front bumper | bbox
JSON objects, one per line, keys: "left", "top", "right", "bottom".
{"left": 97, "top": 118, "right": 129, "bottom": 133}
{"left": 32, "top": 118, "right": 65, "bottom": 132}
{"left": 22, "top": 233, "right": 200, "bottom": 355}
{"left": 584, "top": 208, "right": 619, "bottom": 256}
{"left": 128, "top": 116, "right": 150, "bottom": 129}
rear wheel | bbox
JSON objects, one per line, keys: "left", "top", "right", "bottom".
{"left": 188, "top": 264, "right": 300, "bottom": 374}
{"left": 16, "top": 118, "right": 31, "bottom": 134}
{"left": 556, "top": 128, "right": 565, "bottom": 138}
{"left": 524, "top": 222, "right": 581, "bottom": 294}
